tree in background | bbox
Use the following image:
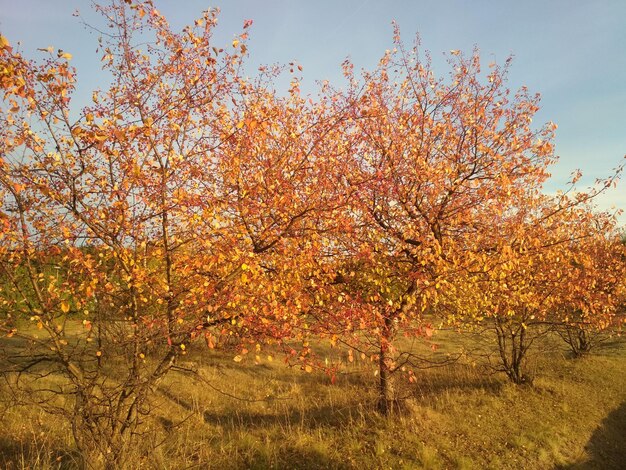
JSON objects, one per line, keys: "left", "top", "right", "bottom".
{"left": 443, "top": 187, "right": 624, "bottom": 383}
{"left": 554, "top": 203, "right": 625, "bottom": 358}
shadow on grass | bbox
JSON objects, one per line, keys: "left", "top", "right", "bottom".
{"left": 157, "top": 379, "right": 377, "bottom": 431}
{"left": 159, "top": 360, "right": 506, "bottom": 433}
{"left": 560, "top": 400, "right": 626, "bottom": 470}
{"left": 409, "top": 364, "right": 504, "bottom": 399}
{"left": 234, "top": 445, "right": 351, "bottom": 470}
{"left": 0, "top": 436, "right": 82, "bottom": 470}
{"left": 595, "top": 338, "right": 626, "bottom": 357}
{"left": 198, "top": 371, "right": 503, "bottom": 432}
{"left": 201, "top": 401, "right": 372, "bottom": 431}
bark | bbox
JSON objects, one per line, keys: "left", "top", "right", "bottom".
{"left": 377, "top": 315, "right": 394, "bottom": 414}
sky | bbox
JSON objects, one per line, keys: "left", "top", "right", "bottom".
{"left": 1, "top": 0, "right": 625, "bottom": 224}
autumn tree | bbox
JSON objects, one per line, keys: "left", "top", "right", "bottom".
{"left": 442, "top": 188, "right": 624, "bottom": 383}
{"left": 0, "top": 1, "right": 347, "bottom": 466}
{"left": 211, "top": 64, "right": 352, "bottom": 366}
{"left": 317, "top": 31, "right": 558, "bottom": 412}
{"left": 0, "top": 5, "right": 240, "bottom": 463}
{"left": 554, "top": 205, "right": 625, "bottom": 358}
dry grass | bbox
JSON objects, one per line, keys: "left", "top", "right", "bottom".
{"left": 1, "top": 329, "right": 625, "bottom": 469}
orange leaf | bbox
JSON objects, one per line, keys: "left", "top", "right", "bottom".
{"left": 0, "top": 35, "right": 11, "bottom": 50}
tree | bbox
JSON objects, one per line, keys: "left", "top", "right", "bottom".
{"left": 317, "top": 30, "right": 557, "bottom": 412}
{"left": 443, "top": 189, "right": 624, "bottom": 383}
{"left": 555, "top": 207, "right": 625, "bottom": 358}
{"left": 0, "top": 1, "right": 344, "bottom": 465}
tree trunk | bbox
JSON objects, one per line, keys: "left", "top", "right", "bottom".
{"left": 377, "top": 340, "right": 391, "bottom": 415}
{"left": 377, "top": 315, "right": 394, "bottom": 415}
{"left": 494, "top": 318, "right": 531, "bottom": 385}
{"left": 560, "top": 325, "right": 593, "bottom": 358}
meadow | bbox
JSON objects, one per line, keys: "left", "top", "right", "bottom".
{"left": 1, "top": 327, "right": 624, "bottom": 469}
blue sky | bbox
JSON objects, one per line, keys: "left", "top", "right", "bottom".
{"left": 1, "top": 0, "right": 625, "bottom": 224}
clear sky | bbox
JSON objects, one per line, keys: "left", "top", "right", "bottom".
{"left": 1, "top": 0, "right": 625, "bottom": 224}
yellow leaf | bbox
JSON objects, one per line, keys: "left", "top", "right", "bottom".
{"left": 305, "top": 365, "right": 313, "bottom": 373}
{"left": 71, "top": 126, "right": 84, "bottom": 137}
{"left": 96, "top": 351, "right": 102, "bottom": 357}
{"left": 60, "top": 301, "right": 70, "bottom": 313}
{"left": 0, "top": 35, "right": 10, "bottom": 49}
{"left": 233, "top": 355, "right": 242, "bottom": 362}
{"left": 232, "top": 39, "right": 240, "bottom": 48}
{"left": 236, "top": 120, "right": 245, "bottom": 129}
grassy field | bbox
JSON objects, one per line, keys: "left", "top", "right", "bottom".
{"left": 0, "top": 328, "right": 625, "bottom": 469}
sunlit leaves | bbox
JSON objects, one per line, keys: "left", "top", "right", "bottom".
{"left": 0, "top": 1, "right": 622, "bottom": 410}
{"left": 0, "top": 35, "right": 10, "bottom": 50}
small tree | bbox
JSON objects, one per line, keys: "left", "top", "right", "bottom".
{"left": 555, "top": 211, "right": 625, "bottom": 358}
{"left": 443, "top": 191, "right": 623, "bottom": 383}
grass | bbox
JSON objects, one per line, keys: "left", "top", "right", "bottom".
{"left": 0, "top": 328, "right": 625, "bottom": 469}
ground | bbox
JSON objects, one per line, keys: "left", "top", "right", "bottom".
{"left": 1, "top": 329, "right": 625, "bottom": 469}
